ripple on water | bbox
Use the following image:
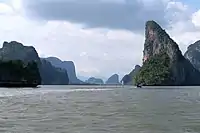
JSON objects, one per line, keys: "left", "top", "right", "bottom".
{"left": 0, "top": 86, "right": 199, "bottom": 133}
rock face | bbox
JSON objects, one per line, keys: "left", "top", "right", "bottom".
{"left": 40, "top": 59, "right": 69, "bottom": 85}
{"left": 0, "top": 41, "right": 69, "bottom": 85}
{"left": 106, "top": 74, "right": 120, "bottom": 85}
{"left": 135, "top": 21, "right": 200, "bottom": 86}
{"left": 121, "top": 65, "right": 141, "bottom": 85}
{"left": 85, "top": 77, "right": 104, "bottom": 85}
{"left": 0, "top": 41, "right": 40, "bottom": 63}
{"left": 44, "top": 57, "right": 83, "bottom": 84}
{"left": 143, "top": 21, "right": 183, "bottom": 62}
{"left": 184, "top": 40, "right": 200, "bottom": 71}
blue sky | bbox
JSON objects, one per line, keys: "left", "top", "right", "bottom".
{"left": 181, "top": 0, "right": 200, "bottom": 9}
{"left": 0, "top": 0, "right": 200, "bottom": 80}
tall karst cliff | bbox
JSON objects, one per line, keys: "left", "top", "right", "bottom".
{"left": 135, "top": 21, "right": 200, "bottom": 86}
{"left": 44, "top": 57, "right": 83, "bottom": 84}
{"left": 184, "top": 40, "right": 200, "bottom": 71}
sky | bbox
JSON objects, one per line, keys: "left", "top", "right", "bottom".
{"left": 0, "top": 0, "right": 200, "bottom": 80}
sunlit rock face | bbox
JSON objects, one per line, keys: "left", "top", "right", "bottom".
{"left": 135, "top": 21, "right": 200, "bottom": 86}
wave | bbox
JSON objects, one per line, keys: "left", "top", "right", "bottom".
{"left": 0, "top": 88, "right": 114, "bottom": 98}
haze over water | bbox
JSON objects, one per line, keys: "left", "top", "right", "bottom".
{"left": 0, "top": 85, "right": 200, "bottom": 133}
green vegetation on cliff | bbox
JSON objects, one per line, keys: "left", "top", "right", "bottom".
{"left": 134, "top": 52, "right": 172, "bottom": 86}
{"left": 121, "top": 65, "right": 141, "bottom": 85}
{"left": 0, "top": 60, "right": 41, "bottom": 84}
{"left": 0, "top": 41, "right": 69, "bottom": 85}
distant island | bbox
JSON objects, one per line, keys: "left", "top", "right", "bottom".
{"left": 105, "top": 74, "right": 120, "bottom": 85}
{"left": 85, "top": 77, "right": 104, "bottom": 85}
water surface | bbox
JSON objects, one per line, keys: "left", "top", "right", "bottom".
{"left": 0, "top": 85, "right": 200, "bottom": 133}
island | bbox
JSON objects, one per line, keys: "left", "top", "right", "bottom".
{"left": 0, "top": 41, "right": 69, "bottom": 85}
{"left": 0, "top": 60, "right": 41, "bottom": 87}
{"left": 134, "top": 21, "right": 200, "bottom": 86}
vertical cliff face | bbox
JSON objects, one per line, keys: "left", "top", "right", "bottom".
{"left": 44, "top": 57, "right": 83, "bottom": 84}
{"left": 184, "top": 40, "right": 200, "bottom": 71}
{"left": 40, "top": 59, "right": 69, "bottom": 85}
{"left": 143, "top": 21, "right": 183, "bottom": 63}
{"left": 135, "top": 21, "right": 200, "bottom": 86}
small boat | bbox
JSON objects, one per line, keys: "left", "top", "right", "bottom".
{"left": 136, "top": 84, "right": 142, "bottom": 88}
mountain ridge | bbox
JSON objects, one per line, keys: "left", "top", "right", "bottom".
{"left": 44, "top": 57, "right": 84, "bottom": 84}
{"left": 184, "top": 40, "right": 200, "bottom": 71}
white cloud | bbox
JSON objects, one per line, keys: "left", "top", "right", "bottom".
{"left": 0, "top": 13, "right": 143, "bottom": 78}
{"left": 166, "top": 6, "right": 200, "bottom": 53}
{"left": 192, "top": 10, "right": 200, "bottom": 27}
{"left": 11, "top": 0, "right": 22, "bottom": 10}
{"left": 0, "top": 3, "right": 13, "bottom": 14}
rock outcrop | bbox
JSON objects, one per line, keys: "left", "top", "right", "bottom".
{"left": 106, "top": 74, "right": 120, "bottom": 85}
{"left": 44, "top": 57, "right": 83, "bottom": 84}
{"left": 0, "top": 41, "right": 69, "bottom": 85}
{"left": 85, "top": 77, "right": 104, "bottom": 85}
{"left": 184, "top": 40, "right": 200, "bottom": 71}
{"left": 40, "top": 59, "right": 69, "bottom": 85}
{"left": 121, "top": 65, "right": 141, "bottom": 85}
{"left": 0, "top": 41, "right": 40, "bottom": 63}
{"left": 135, "top": 21, "right": 200, "bottom": 86}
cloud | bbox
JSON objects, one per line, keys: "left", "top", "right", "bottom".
{"left": 20, "top": 0, "right": 178, "bottom": 31}
{"left": 0, "top": 14, "right": 144, "bottom": 78}
{"left": 0, "top": 3, "right": 13, "bottom": 14}
{"left": 168, "top": 8, "right": 200, "bottom": 52}
{"left": 192, "top": 10, "right": 200, "bottom": 27}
